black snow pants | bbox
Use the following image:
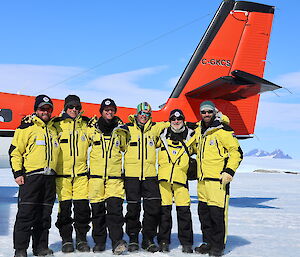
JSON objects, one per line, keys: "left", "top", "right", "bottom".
{"left": 124, "top": 177, "right": 161, "bottom": 242}
{"left": 198, "top": 201, "right": 226, "bottom": 250}
{"left": 158, "top": 205, "right": 193, "bottom": 246}
{"left": 55, "top": 199, "right": 90, "bottom": 243}
{"left": 91, "top": 197, "right": 124, "bottom": 247}
{"left": 13, "top": 174, "right": 56, "bottom": 251}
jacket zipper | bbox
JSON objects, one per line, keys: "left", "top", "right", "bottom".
{"left": 215, "top": 139, "right": 223, "bottom": 157}
{"left": 76, "top": 131, "right": 79, "bottom": 156}
{"left": 169, "top": 162, "right": 176, "bottom": 182}
{"left": 72, "top": 121, "right": 76, "bottom": 177}
{"left": 45, "top": 126, "right": 51, "bottom": 167}
{"left": 109, "top": 137, "right": 115, "bottom": 158}
{"left": 104, "top": 135, "right": 113, "bottom": 179}
{"left": 199, "top": 135, "right": 206, "bottom": 180}
{"left": 145, "top": 137, "right": 148, "bottom": 159}
{"left": 69, "top": 132, "right": 72, "bottom": 156}
{"left": 141, "top": 132, "right": 144, "bottom": 179}
{"left": 137, "top": 136, "right": 141, "bottom": 160}
{"left": 101, "top": 136, "right": 105, "bottom": 158}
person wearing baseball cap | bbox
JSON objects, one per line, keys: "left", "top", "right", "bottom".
{"left": 88, "top": 98, "right": 129, "bottom": 254}
{"left": 10, "top": 95, "right": 59, "bottom": 257}
{"left": 156, "top": 109, "right": 194, "bottom": 253}
{"left": 191, "top": 100, "right": 243, "bottom": 256}
{"left": 54, "top": 95, "right": 91, "bottom": 253}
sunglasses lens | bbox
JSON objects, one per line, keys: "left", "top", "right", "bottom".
{"left": 68, "top": 105, "right": 81, "bottom": 110}
{"left": 39, "top": 107, "right": 52, "bottom": 112}
{"left": 171, "top": 117, "right": 183, "bottom": 121}
{"left": 139, "top": 111, "right": 151, "bottom": 116}
{"left": 201, "top": 110, "right": 213, "bottom": 114}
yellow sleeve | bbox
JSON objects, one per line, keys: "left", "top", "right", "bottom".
{"left": 219, "top": 129, "right": 243, "bottom": 176}
{"left": 8, "top": 128, "right": 29, "bottom": 178}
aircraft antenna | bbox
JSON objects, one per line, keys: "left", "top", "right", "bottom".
{"left": 34, "top": 13, "right": 212, "bottom": 94}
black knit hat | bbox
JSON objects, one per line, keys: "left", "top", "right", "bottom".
{"left": 34, "top": 94, "right": 53, "bottom": 111}
{"left": 64, "top": 95, "right": 82, "bottom": 111}
{"left": 169, "top": 109, "right": 185, "bottom": 121}
{"left": 100, "top": 98, "right": 117, "bottom": 114}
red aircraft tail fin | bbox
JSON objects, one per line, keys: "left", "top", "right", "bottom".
{"left": 163, "top": 0, "right": 276, "bottom": 136}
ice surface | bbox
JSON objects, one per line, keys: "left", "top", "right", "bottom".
{"left": 0, "top": 160, "right": 300, "bottom": 256}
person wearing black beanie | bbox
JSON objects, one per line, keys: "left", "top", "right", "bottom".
{"left": 53, "top": 95, "right": 91, "bottom": 253}
{"left": 88, "top": 98, "right": 129, "bottom": 254}
{"left": 156, "top": 109, "right": 194, "bottom": 253}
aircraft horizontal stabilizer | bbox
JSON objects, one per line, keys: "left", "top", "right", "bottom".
{"left": 185, "top": 70, "right": 281, "bottom": 101}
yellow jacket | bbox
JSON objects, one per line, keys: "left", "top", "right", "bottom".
{"left": 157, "top": 127, "right": 194, "bottom": 185}
{"left": 88, "top": 116, "right": 130, "bottom": 179}
{"left": 190, "top": 116, "right": 243, "bottom": 180}
{"left": 124, "top": 115, "right": 168, "bottom": 180}
{"left": 9, "top": 115, "right": 59, "bottom": 178}
{"left": 53, "top": 113, "right": 90, "bottom": 176}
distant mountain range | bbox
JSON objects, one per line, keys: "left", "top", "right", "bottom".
{"left": 244, "top": 149, "right": 292, "bottom": 159}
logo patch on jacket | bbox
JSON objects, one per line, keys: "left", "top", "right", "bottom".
{"left": 149, "top": 140, "right": 154, "bottom": 147}
{"left": 115, "top": 140, "right": 120, "bottom": 147}
{"left": 172, "top": 150, "right": 177, "bottom": 155}
{"left": 36, "top": 140, "right": 46, "bottom": 146}
{"left": 54, "top": 141, "right": 59, "bottom": 147}
{"left": 210, "top": 140, "right": 215, "bottom": 145}
{"left": 81, "top": 135, "right": 86, "bottom": 141}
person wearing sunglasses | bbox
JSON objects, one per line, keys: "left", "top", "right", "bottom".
{"left": 190, "top": 100, "right": 243, "bottom": 257}
{"left": 123, "top": 102, "right": 168, "bottom": 253}
{"left": 53, "top": 95, "right": 91, "bottom": 253}
{"left": 88, "top": 98, "right": 129, "bottom": 254}
{"left": 156, "top": 109, "right": 194, "bottom": 254}
{"left": 9, "top": 95, "right": 59, "bottom": 257}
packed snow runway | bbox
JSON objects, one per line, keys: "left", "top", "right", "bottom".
{"left": 0, "top": 164, "right": 299, "bottom": 257}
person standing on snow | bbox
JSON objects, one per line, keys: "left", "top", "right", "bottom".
{"left": 192, "top": 101, "right": 243, "bottom": 257}
{"left": 124, "top": 102, "right": 168, "bottom": 253}
{"left": 157, "top": 109, "right": 194, "bottom": 254}
{"left": 9, "top": 95, "right": 59, "bottom": 257}
{"left": 88, "top": 98, "right": 129, "bottom": 255}
{"left": 54, "top": 95, "right": 91, "bottom": 253}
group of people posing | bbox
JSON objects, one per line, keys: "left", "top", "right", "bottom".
{"left": 9, "top": 94, "right": 243, "bottom": 257}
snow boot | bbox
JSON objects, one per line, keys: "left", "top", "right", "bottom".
{"left": 76, "top": 241, "right": 90, "bottom": 252}
{"left": 159, "top": 242, "right": 170, "bottom": 253}
{"left": 112, "top": 240, "right": 127, "bottom": 255}
{"left": 33, "top": 248, "right": 53, "bottom": 256}
{"left": 128, "top": 235, "right": 139, "bottom": 252}
{"left": 14, "top": 249, "right": 27, "bottom": 257}
{"left": 93, "top": 243, "right": 105, "bottom": 252}
{"left": 61, "top": 242, "right": 74, "bottom": 253}
{"left": 209, "top": 248, "right": 224, "bottom": 257}
{"left": 195, "top": 243, "right": 211, "bottom": 254}
{"left": 142, "top": 239, "right": 159, "bottom": 253}
{"left": 182, "top": 245, "right": 193, "bottom": 253}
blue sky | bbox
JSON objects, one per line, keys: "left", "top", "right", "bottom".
{"left": 0, "top": 0, "right": 299, "bottom": 158}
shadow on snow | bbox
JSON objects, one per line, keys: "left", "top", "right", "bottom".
{"left": 0, "top": 186, "right": 278, "bottom": 236}
{"left": 190, "top": 196, "right": 279, "bottom": 209}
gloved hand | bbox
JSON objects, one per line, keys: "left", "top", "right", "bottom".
{"left": 22, "top": 114, "right": 34, "bottom": 123}
{"left": 220, "top": 172, "right": 233, "bottom": 189}
{"left": 87, "top": 115, "right": 98, "bottom": 127}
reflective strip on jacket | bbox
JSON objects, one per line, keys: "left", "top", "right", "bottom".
{"left": 157, "top": 127, "right": 194, "bottom": 185}
{"left": 124, "top": 115, "right": 168, "bottom": 180}
{"left": 53, "top": 114, "right": 90, "bottom": 176}
{"left": 9, "top": 115, "right": 59, "bottom": 178}
{"left": 88, "top": 118, "right": 130, "bottom": 179}
{"left": 190, "top": 117, "right": 243, "bottom": 180}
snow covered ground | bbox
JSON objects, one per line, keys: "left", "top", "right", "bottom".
{"left": 0, "top": 158, "right": 300, "bottom": 257}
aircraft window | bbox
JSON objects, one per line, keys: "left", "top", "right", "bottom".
{"left": 0, "top": 109, "right": 12, "bottom": 122}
